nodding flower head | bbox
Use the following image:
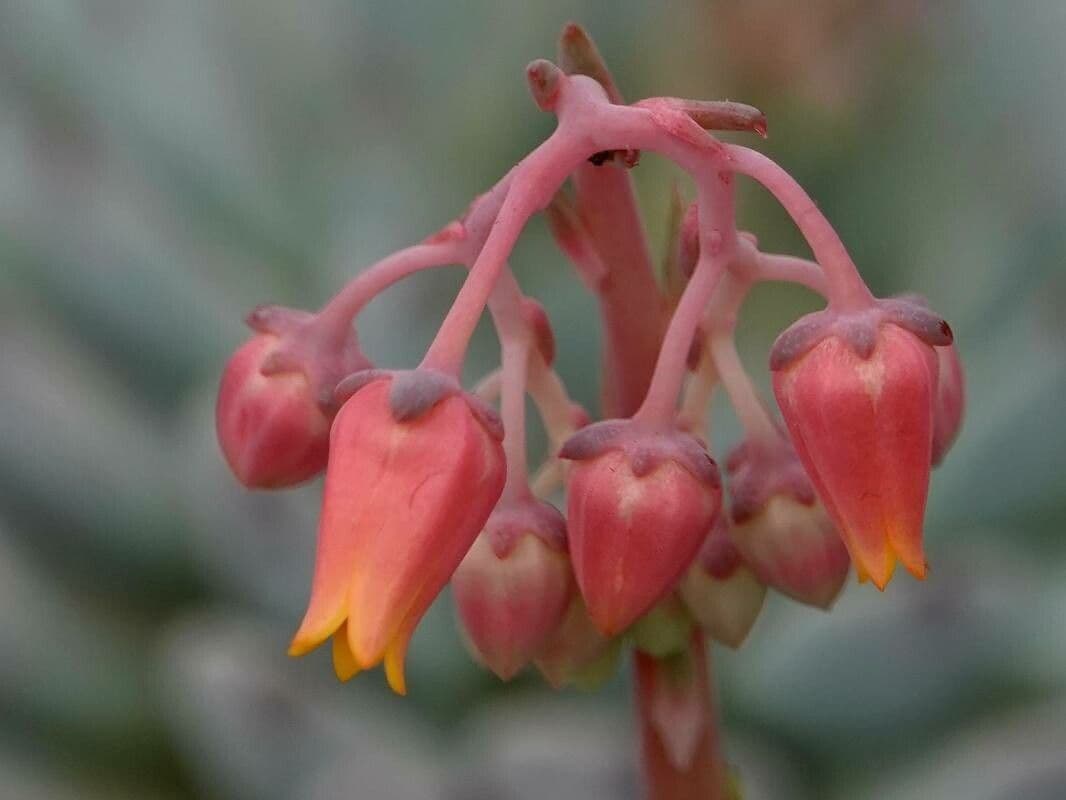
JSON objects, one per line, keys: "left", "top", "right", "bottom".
{"left": 560, "top": 420, "right": 722, "bottom": 636}
{"left": 770, "top": 297, "right": 953, "bottom": 589}
{"left": 288, "top": 369, "right": 505, "bottom": 694}
{"left": 452, "top": 499, "right": 573, "bottom": 681}
{"left": 726, "top": 437, "right": 850, "bottom": 609}
{"left": 216, "top": 305, "right": 367, "bottom": 488}
{"left": 216, "top": 333, "right": 331, "bottom": 488}
{"left": 679, "top": 515, "right": 766, "bottom": 648}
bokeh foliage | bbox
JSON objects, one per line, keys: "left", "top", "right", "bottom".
{"left": 1, "top": 1, "right": 1065, "bottom": 797}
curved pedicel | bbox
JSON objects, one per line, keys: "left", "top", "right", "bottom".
{"left": 242, "top": 303, "right": 371, "bottom": 413}
{"left": 770, "top": 296, "right": 954, "bottom": 371}
{"left": 333, "top": 368, "right": 504, "bottom": 440}
{"left": 558, "top": 419, "right": 720, "bottom": 488}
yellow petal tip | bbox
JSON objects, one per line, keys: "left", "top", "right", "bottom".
{"left": 384, "top": 638, "right": 409, "bottom": 696}
{"left": 288, "top": 638, "right": 316, "bottom": 657}
{"left": 332, "top": 625, "right": 362, "bottom": 682}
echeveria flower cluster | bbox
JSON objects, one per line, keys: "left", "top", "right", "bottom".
{"left": 215, "top": 24, "right": 963, "bottom": 798}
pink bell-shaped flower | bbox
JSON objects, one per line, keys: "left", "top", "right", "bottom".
{"left": 452, "top": 499, "right": 573, "bottom": 681}
{"left": 560, "top": 420, "right": 722, "bottom": 636}
{"left": 679, "top": 515, "right": 766, "bottom": 648}
{"left": 288, "top": 369, "right": 506, "bottom": 694}
{"left": 727, "top": 437, "right": 850, "bottom": 609}
{"left": 215, "top": 304, "right": 367, "bottom": 488}
{"left": 770, "top": 297, "right": 953, "bottom": 588}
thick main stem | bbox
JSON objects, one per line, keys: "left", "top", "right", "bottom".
{"left": 635, "top": 634, "right": 727, "bottom": 800}
{"left": 574, "top": 162, "right": 667, "bottom": 417}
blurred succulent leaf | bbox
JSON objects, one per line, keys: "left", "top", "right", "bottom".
{"left": 452, "top": 698, "right": 637, "bottom": 800}
{"left": 0, "top": 520, "right": 155, "bottom": 753}
{"left": 844, "top": 700, "right": 1066, "bottom": 800}
{"left": 157, "top": 612, "right": 440, "bottom": 800}
{"left": 0, "top": 299, "right": 190, "bottom": 588}
{"left": 721, "top": 551, "right": 1040, "bottom": 760}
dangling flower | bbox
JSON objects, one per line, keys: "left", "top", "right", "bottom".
{"left": 288, "top": 370, "right": 506, "bottom": 694}
{"left": 215, "top": 304, "right": 367, "bottom": 488}
{"left": 452, "top": 499, "right": 573, "bottom": 681}
{"left": 560, "top": 420, "right": 722, "bottom": 636}
{"left": 727, "top": 438, "right": 850, "bottom": 609}
{"left": 770, "top": 298, "right": 953, "bottom": 588}
{"left": 216, "top": 334, "right": 331, "bottom": 488}
{"left": 679, "top": 515, "right": 766, "bottom": 648}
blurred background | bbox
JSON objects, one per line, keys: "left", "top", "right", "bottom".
{"left": 1, "top": 1, "right": 1065, "bottom": 798}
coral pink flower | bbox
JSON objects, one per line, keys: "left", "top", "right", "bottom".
{"left": 727, "top": 438, "right": 850, "bottom": 609}
{"left": 452, "top": 499, "right": 573, "bottom": 681}
{"left": 560, "top": 421, "right": 722, "bottom": 636}
{"left": 215, "top": 334, "right": 331, "bottom": 488}
{"left": 771, "top": 301, "right": 951, "bottom": 589}
{"left": 288, "top": 371, "right": 505, "bottom": 694}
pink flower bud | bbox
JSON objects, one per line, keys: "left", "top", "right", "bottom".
{"left": 288, "top": 370, "right": 505, "bottom": 694}
{"left": 770, "top": 299, "right": 952, "bottom": 589}
{"left": 215, "top": 334, "right": 331, "bottom": 488}
{"left": 452, "top": 499, "right": 573, "bottom": 681}
{"left": 727, "top": 438, "right": 850, "bottom": 609}
{"left": 931, "top": 343, "right": 965, "bottom": 466}
{"left": 560, "top": 421, "right": 722, "bottom": 636}
{"left": 216, "top": 304, "right": 368, "bottom": 489}
{"left": 679, "top": 516, "right": 766, "bottom": 648}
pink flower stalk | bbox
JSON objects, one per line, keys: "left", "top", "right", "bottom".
{"left": 288, "top": 370, "right": 505, "bottom": 694}
{"left": 452, "top": 499, "right": 573, "bottom": 681}
{"left": 216, "top": 23, "right": 963, "bottom": 798}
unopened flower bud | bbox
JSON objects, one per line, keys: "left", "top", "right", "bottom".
{"left": 452, "top": 499, "right": 573, "bottom": 681}
{"left": 770, "top": 298, "right": 952, "bottom": 589}
{"left": 560, "top": 420, "right": 722, "bottom": 635}
{"left": 216, "top": 304, "right": 368, "bottom": 488}
{"left": 679, "top": 516, "right": 766, "bottom": 648}
{"left": 289, "top": 369, "right": 505, "bottom": 694}
{"left": 727, "top": 438, "right": 850, "bottom": 609}
{"left": 216, "top": 334, "right": 331, "bottom": 488}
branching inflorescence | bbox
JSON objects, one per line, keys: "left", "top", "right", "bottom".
{"left": 215, "top": 25, "right": 965, "bottom": 800}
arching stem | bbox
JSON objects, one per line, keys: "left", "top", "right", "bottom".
{"left": 726, "top": 144, "right": 872, "bottom": 312}
{"left": 634, "top": 167, "right": 735, "bottom": 429}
